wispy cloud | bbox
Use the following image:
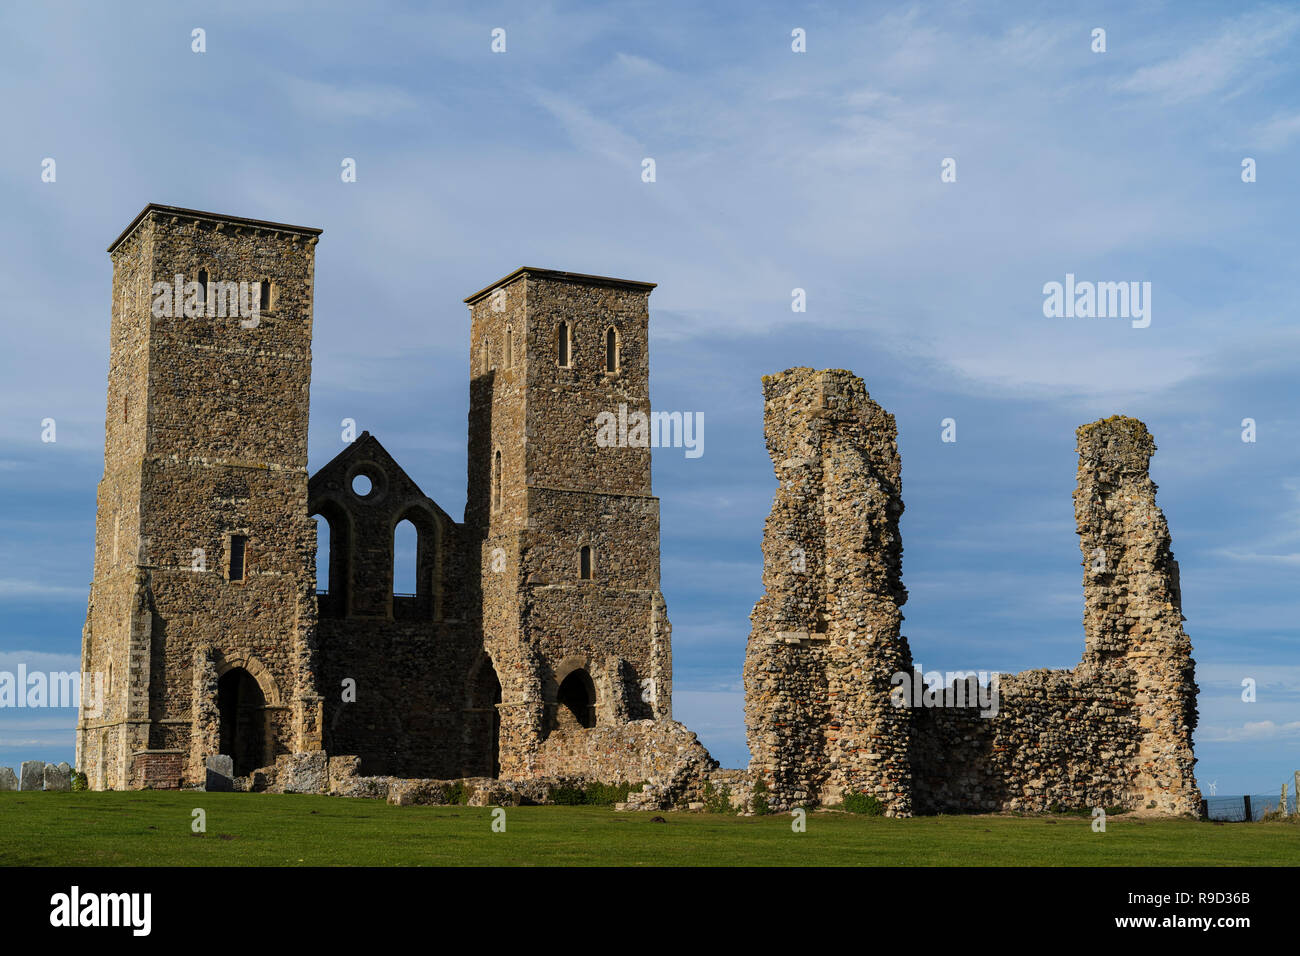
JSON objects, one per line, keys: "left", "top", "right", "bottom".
{"left": 281, "top": 76, "right": 421, "bottom": 119}
{"left": 1198, "top": 720, "right": 1300, "bottom": 743}
{"left": 1115, "top": 9, "right": 1300, "bottom": 103}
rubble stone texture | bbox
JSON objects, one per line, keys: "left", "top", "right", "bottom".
{"left": 77, "top": 206, "right": 708, "bottom": 792}
{"left": 745, "top": 369, "right": 1200, "bottom": 816}
{"left": 76, "top": 205, "right": 323, "bottom": 791}
{"left": 744, "top": 369, "right": 912, "bottom": 815}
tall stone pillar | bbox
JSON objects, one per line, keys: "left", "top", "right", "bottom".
{"left": 1074, "top": 417, "right": 1199, "bottom": 815}
{"left": 744, "top": 368, "right": 912, "bottom": 814}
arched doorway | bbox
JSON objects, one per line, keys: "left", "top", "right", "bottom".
{"left": 556, "top": 669, "right": 596, "bottom": 730}
{"left": 468, "top": 659, "right": 502, "bottom": 778}
{"left": 217, "top": 667, "right": 267, "bottom": 776}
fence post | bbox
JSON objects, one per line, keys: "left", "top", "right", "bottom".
{"left": 1243, "top": 794, "right": 1252, "bottom": 821}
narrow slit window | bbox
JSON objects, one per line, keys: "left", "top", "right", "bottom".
{"left": 579, "top": 545, "right": 593, "bottom": 580}
{"left": 229, "top": 535, "right": 248, "bottom": 582}
{"left": 557, "top": 322, "right": 570, "bottom": 367}
{"left": 505, "top": 326, "right": 513, "bottom": 367}
{"left": 492, "top": 450, "right": 502, "bottom": 511}
{"left": 605, "top": 327, "right": 618, "bottom": 372}
{"left": 259, "top": 278, "right": 272, "bottom": 312}
{"left": 197, "top": 269, "right": 208, "bottom": 303}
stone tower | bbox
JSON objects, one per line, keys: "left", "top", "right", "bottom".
{"left": 77, "top": 204, "right": 323, "bottom": 789}
{"left": 464, "top": 268, "right": 673, "bottom": 779}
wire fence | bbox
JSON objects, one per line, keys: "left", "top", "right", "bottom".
{"left": 1202, "top": 793, "right": 1297, "bottom": 822}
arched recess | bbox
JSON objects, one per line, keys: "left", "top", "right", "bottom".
{"left": 553, "top": 661, "right": 597, "bottom": 732}
{"left": 391, "top": 504, "right": 442, "bottom": 621}
{"left": 213, "top": 654, "right": 280, "bottom": 777}
{"left": 214, "top": 654, "right": 281, "bottom": 705}
{"left": 310, "top": 498, "right": 352, "bottom": 618}
{"left": 465, "top": 654, "right": 502, "bottom": 778}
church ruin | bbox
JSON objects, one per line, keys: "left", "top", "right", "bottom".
{"left": 76, "top": 205, "right": 1199, "bottom": 816}
{"left": 76, "top": 204, "right": 697, "bottom": 791}
{"left": 743, "top": 368, "right": 1200, "bottom": 816}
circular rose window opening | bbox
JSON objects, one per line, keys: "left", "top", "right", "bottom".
{"left": 351, "top": 473, "right": 373, "bottom": 497}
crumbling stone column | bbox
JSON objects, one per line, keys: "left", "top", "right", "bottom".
{"left": 744, "top": 369, "right": 912, "bottom": 814}
{"left": 1074, "top": 417, "right": 1199, "bottom": 814}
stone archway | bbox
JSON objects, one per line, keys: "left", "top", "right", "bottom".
{"left": 556, "top": 669, "right": 596, "bottom": 730}
{"left": 217, "top": 667, "right": 268, "bottom": 776}
{"left": 467, "top": 658, "right": 502, "bottom": 777}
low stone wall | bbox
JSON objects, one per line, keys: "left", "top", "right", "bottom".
{"left": 909, "top": 667, "right": 1142, "bottom": 813}
{"left": 529, "top": 719, "right": 717, "bottom": 805}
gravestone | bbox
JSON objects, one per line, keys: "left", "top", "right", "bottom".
{"left": 205, "top": 754, "right": 234, "bottom": 792}
{"left": 19, "top": 761, "right": 44, "bottom": 791}
{"left": 43, "top": 763, "right": 70, "bottom": 791}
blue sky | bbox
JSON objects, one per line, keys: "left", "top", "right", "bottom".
{"left": 0, "top": 0, "right": 1296, "bottom": 795}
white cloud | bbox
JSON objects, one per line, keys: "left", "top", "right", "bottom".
{"left": 0, "top": 581, "right": 85, "bottom": 599}
{"left": 1254, "top": 111, "right": 1300, "bottom": 148}
{"left": 1198, "top": 720, "right": 1300, "bottom": 743}
{"left": 1115, "top": 9, "right": 1300, "bottom": 103}
{"left": 0, "top": 651, "right": 83, "bottom": 673}
{"left": 282, "top": 76, "right": 421, "bottom": 119}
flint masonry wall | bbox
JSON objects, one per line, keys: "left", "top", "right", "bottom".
{"left": 78, "top": 205, "right": 324, "bottom": 790}
{"left": 79, "top": 219, "right": 709, "bottom": 792}
{"left": 308, "top": 433, "right": 487, "bottom": 778}
{"left": 910, "top": 417, "right": 1199, "bottom": 814}
{"left": 464, "top": 269, "right": 679, "bottom": 782}
{"left": 745, "top": 369, "right": 1201, "bottom": 816}
{"left": 743, "top": 368, "right": 913, "bottom": 815}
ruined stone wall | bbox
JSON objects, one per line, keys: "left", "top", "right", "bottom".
{"left": 743, "top": 368, "right": 912, "bottom": 814}
{"left": 307, "top": 433, "right": 488, "bottom": 777}
{"left": 911, "top": 418, "right": 1197, "bottom": 815}
{"left": 1073, "top": 417, "right": 1198, "bottom": 814}
{"left": 531, "top": 719, "right": 715, "bottom": 792}
{"left": 745, "top": 370, "right": 1200, "bottom": 817}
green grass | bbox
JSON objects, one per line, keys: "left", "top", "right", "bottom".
{"left": 0, "top": 791, "right": 1295, "bottom": 866}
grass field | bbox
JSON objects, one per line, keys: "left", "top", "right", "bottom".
{"left": 0, "top": 791, "right": 1295, "bottom": 866}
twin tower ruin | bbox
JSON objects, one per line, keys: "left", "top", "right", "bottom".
{"left": 77, "top": 204, "right": 675, "bottom": 791}
{"left": 76, "top": 204, "right": 1199, "bottom": 816}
